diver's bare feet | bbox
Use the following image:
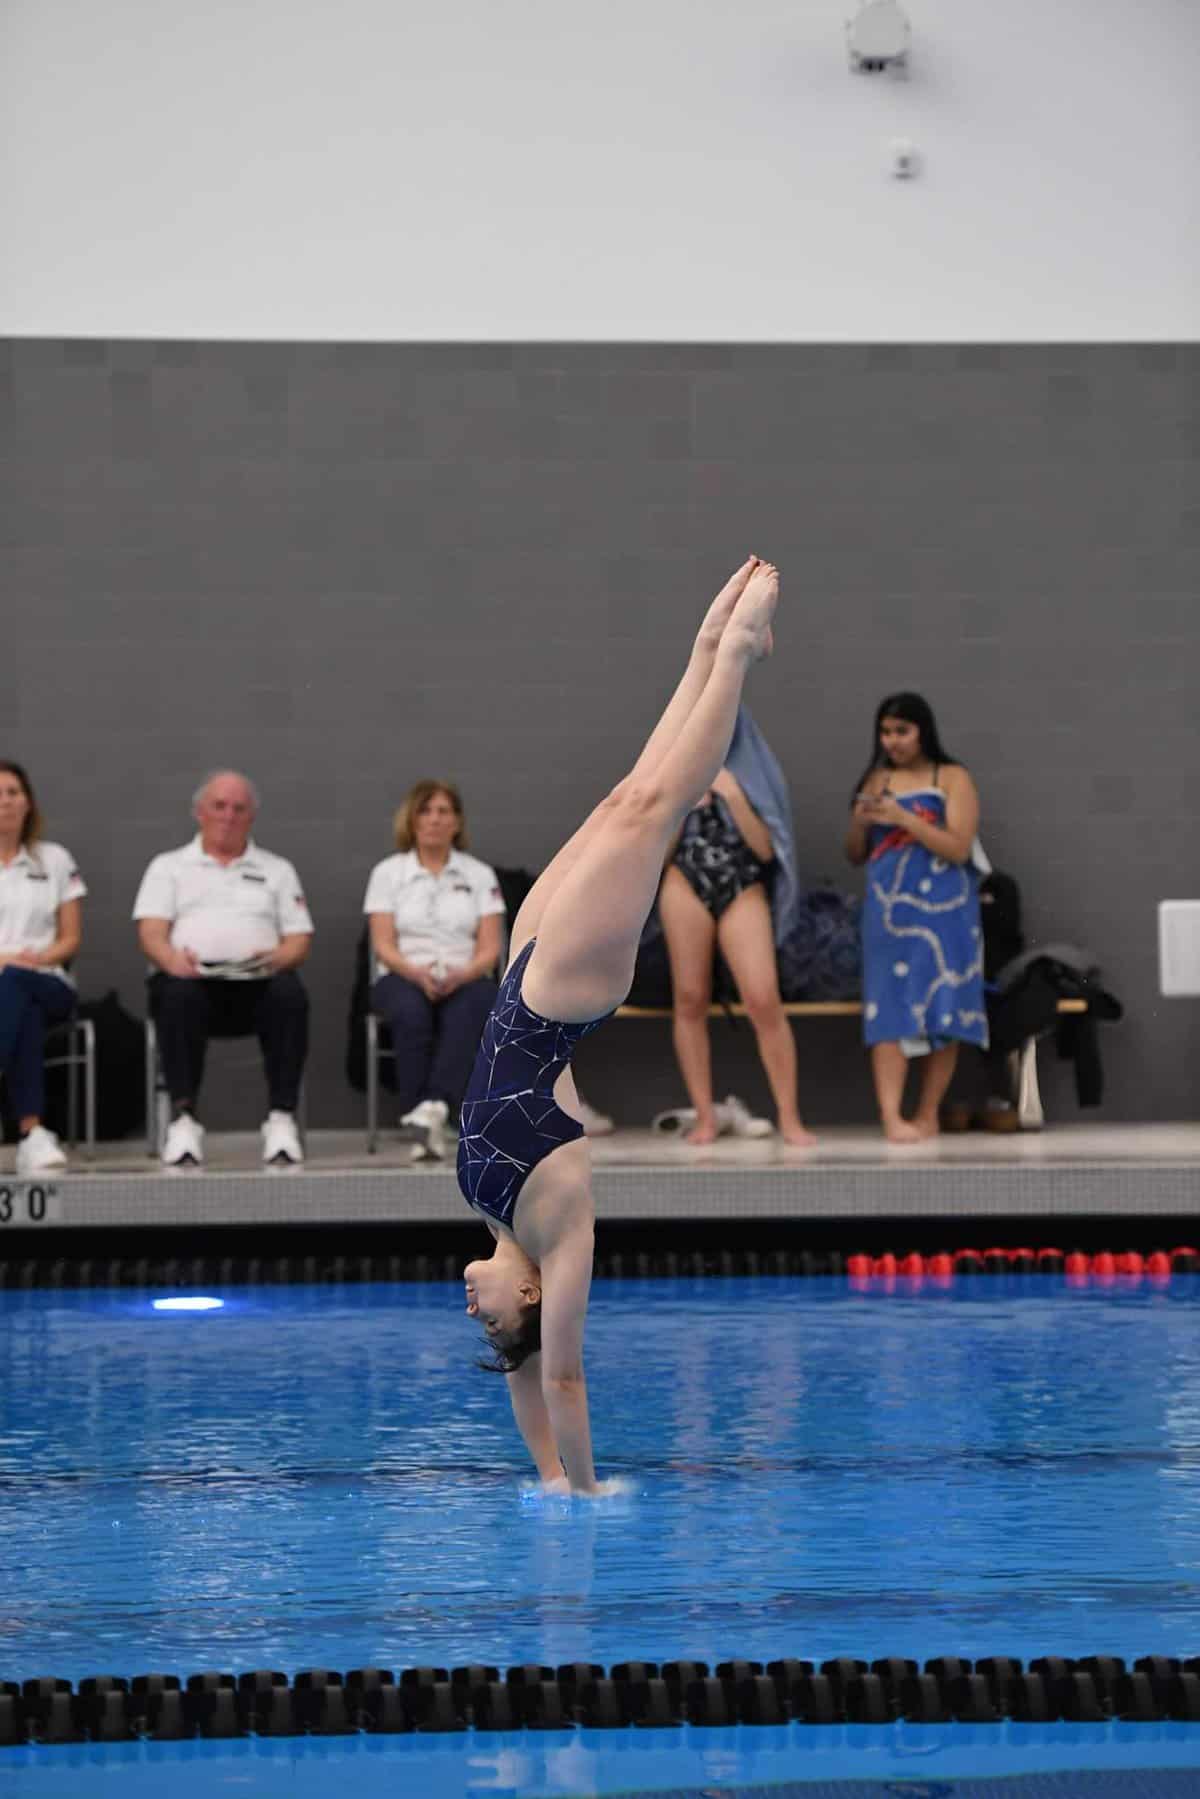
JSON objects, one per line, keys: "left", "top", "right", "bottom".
{"left": 697, "top": 557, "right": 759, "bottom": 650}
{"left": 883, "top": 1118, "right": 922, "bottom": 1143}
{"left": 913, "top": 1114, "right": 941, "bottom": 1140}
{"left": 723, "top": 560, "right": 778, "bottom": 663}
{"left": 780, "top": 1122, "right": 818, "bottom": 1149}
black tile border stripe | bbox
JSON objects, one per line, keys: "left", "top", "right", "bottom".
{"left": 2, "top": 1241, "right": 1199, "bottom": 1288}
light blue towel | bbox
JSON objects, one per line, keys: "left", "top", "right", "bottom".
{"left": 725, "top": 705, "right": 802, "bottom": 945}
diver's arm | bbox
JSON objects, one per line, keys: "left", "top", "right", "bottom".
{"left": 539, "top": 1224, "right": 600, "bottom": 1495}
{"left": 506, "top": 1356, "right": 563, "bottom": 1484}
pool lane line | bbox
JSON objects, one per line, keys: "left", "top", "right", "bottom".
{"left": 4, "top": 1655, "right": 1200, "bottom": 1742}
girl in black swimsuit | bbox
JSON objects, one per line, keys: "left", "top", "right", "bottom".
{"left": 660, "top": 761, "right": 817, "bottom": 1148}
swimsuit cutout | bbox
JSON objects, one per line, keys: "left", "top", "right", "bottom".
{"left": 457, "top": 938, "right": 609, "bottom": 1230}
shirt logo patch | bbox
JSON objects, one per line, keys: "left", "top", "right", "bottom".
{"left": 240, "top": 871, "right": 267, "bottom": 884}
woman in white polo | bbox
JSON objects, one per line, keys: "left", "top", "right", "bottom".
{"left": 364, "top": 780, "right": 505, "bottom": 1159}
{"left": 0, "top": 762, "right": 86, "bottom": 1176}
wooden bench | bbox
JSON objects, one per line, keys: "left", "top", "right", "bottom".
{"left": 613, "top": 997, "right": 1087, "bottom": 1126}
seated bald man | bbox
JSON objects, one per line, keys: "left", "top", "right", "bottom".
{"left": 133, "top": 771, "right": 313, "bottom": 1166}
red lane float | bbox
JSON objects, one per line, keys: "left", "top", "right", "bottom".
{"left": 842, "top": 1247, "right": 1197, "bottom": 1287}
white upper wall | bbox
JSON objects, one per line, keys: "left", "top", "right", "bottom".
{"left": 3, "top": 0, "right": 1197, "bottom": 340}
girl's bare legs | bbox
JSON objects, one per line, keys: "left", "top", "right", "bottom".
{"left": 913, "top": 1045, "right": 958, "bottom": 1138}
{"left": 658, "top": 867, "right": 719, "bottom": 1143}
{"left": 870, "top": 1042, "right": 920, "bottom": 1142}
{"left": 717, "top": 886, "right": 817, "bottom": 1147}
{"left": 523, "top": 565, "right": 779, "bottom": 1025}
{"left": 509, "top": 558, "right": 760, "bottom": 955}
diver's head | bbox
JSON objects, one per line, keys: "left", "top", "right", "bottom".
{"left": 464, "top": 1254, "right": 542, "bottom": 1373}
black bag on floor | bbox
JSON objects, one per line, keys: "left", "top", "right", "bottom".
{"left": 777, "top": 888, "right": 863, "bottom": 1002}
{"left": 979, "top": 870, "right": 1024, "bottom": 981}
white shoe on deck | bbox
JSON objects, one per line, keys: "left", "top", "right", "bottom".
{"left": 162, "top": 1114, "right": 205, "bottom": 1166}
{"left": 262, "top": 1111, "right": 304, "bottom": 1164}
{"left": 716, "top": 1094, "right": 775, "bottom": 1139}
{"left": 16, "top": 1126, "right": 67, "bottom": 1176}
{"left": 401, "top": 1098, "right": 449, "bottom": 1160}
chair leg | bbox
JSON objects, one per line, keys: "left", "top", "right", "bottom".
{"left": 366, "top": 1014, "right": 378, "bottom": 1154}
{"left": 66, "top": 1028, "right": 79, "bottom": 1151}
{"left": 83, "top": 1019, "right": 97, "bottom": 1160}
{"left": 145, "top": 1019, "right": 159, "bottom": 1157}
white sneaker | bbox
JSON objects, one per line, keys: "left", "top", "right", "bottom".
{"left": 716, "top": 1094, "right": 775, "bottom": 1139}
{"left": 16, "top": 1126, "right": 67, "bottom": 1176}
{"left": 574, "top": 1095, "right": 615, "bottom": 1137}
{"left": 400, "top": 1098, "right": 449, "bottom": 1161}
{"left": 162, "top": 1113, "right": 205, "bottom": 1166}
{"left": 650, "top": 1107, "right": 698, "bottom": 1135}
{"left": 262, "top": 1111, "right": 304, "bottom": 1165}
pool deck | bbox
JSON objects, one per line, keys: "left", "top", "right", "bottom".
{"left": 4, "top": 1123, "right": 1198, "bottom": 1229}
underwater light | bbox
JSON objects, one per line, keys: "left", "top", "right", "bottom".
{"left": 151, "top": 1296, "right": 225, "bottom": 1313}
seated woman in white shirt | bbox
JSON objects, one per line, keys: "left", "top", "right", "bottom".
{"left": 0, "top": 762, "right": 87, "bottom": 1176}
{"left": 364, "top": 781, "right": 505, "bottom": 1160}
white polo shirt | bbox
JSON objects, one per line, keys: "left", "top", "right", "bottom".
{"left": 0, "top": 842, "right": 86, "bottom": 986}
{"left": 363, "top": 849, "right": 505, "bottom": 979}
{"left": 132, "top": 837, "right": 314, "bottom": 966}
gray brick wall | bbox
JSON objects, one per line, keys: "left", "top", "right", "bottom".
{"left": 2, "top": 340, "right": 1197, "bottom": 1129}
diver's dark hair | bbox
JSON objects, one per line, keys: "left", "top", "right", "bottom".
{"left": 476, "top": 1301, "right": 542, "bottom": 1375}
{"left": 851, "top": 691, "right": 959, "bottom": 802}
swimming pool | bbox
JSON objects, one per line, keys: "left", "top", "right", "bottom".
{"left": 2, "top": 1274, "right": 1199, "bottom": 1789}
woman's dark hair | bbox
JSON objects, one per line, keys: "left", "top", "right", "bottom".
{"left": 852, "top": 692, "right": 958, "bottom": 800}
{"left": 0, "top": 761, "right": 42, "bottom": 848}
{"left": 476, "top": 1301, "right": 542, "bottom": 1375}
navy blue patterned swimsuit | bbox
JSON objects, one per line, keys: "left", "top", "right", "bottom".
{"left": 457, "top": 938, "right": 609, "bottom": 1229}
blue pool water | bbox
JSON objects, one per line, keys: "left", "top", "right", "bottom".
{"left": 4, "top": 1725, "right": 1200, "bottom": 1797}
{"left": 3, "top": 1274, "right": 1200, "bottom": 1793}
{"left": 3, "top": 1275, "right": 1200, "bottom": 1677}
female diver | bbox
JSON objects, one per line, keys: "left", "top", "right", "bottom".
{"left": 456, "top": 555, "right": 780, "bottom": 1495}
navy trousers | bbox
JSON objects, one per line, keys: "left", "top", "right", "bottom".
{"left": 371, "top": 973, "right": 497, "bottom": 1116}
{"left": 0, "top": 967, "right": 76, "bottom": 1120}
{"left": 149, "top": 972, "right": 309, "bottom": 1113}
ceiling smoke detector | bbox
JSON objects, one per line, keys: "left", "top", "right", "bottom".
{"left": 847, "top": 0, "right": 911, "bottom": 73}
